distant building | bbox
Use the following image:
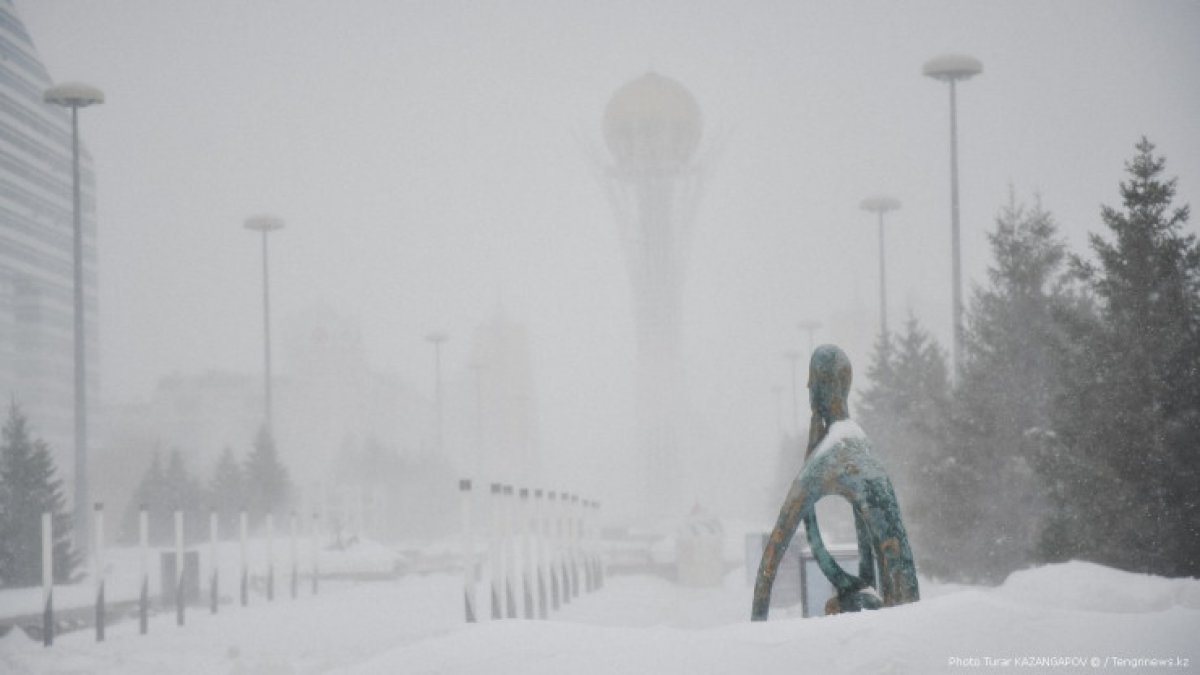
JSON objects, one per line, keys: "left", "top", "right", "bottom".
{"left": 453, "top": 310, "right": 540, "bottom": 487}
{"left": 276, "top": 306, "right": 430, "bottom": 481}
{"left": 0, "top": 0, "right": 99, "bottom": 466}
{"left": 99, "top": 308, "right": 432, "bottom": 519}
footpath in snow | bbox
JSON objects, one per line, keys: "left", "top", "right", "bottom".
{"left": 1, "top": 560, "right": 1198, "bottom": 674}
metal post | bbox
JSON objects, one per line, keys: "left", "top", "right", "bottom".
{"left": 503, "top": 485, "right": 517, "bottom": 618}
{"left": 519, "top": 488, "right": 533, "bottom": 618}
{"left": 45, "top": 84, "right": 103, "bottom": 558}
{"left": 580, "top": 500, "right": 592, "bottom": 593}
{"left": 534, "top": 489, "right": 548, "bottom": 619}
{"left": 594, "top": 501, "right": 605, "bottom": 589}
{"left": 426, "top": 332, "right": 449, "bottom": 455}
{"left": 548, "top": 491, "right": 560, "bottom": 611}
{"left": 771, "top": 385, "right": 784, "bottom": 442}
{"left": 93, "top": 503, "right": 104, "bottom": 641}
{"left": 797, "top": 320, "right": 821, "bottom": 360}
{"left": 210, "top": 510, "right": 219, "bottom": 614}
{"left": 174, "top": 510, "right": 184, "bottom": 626}
{"left": 569, "top": 495, "right": 581, "bottom": 598}
{"left": 877, "top": 209, "right": 889, "bottom": 338}
{"left": 311, "top": 512, "right": 320, "bottom": 596}
{"left": 924, "top": 54, "right": 980, "bottom": 379}
{"left": 785, "top": 351, "right": 801, "bottom": 437}
{"left": 489, "top": 483, "right": 502, "bottom": 619}
{"left": 139, "top": 506, "right": 148, "bottom": 634}
{"left": 558, "top": 492, "right": 571, "bottom": 604}
{"left": 239, "top": 510, "right": 249, "bottom": 607}
{"left": 948, "top": 78, "right": 963, "bottom": 376}
{"left": 584, "top": 500, "right": 596, "bottom": 593}
{"left": 244, "top": 215, "right": 284, "bottom": 435}
{"left": 69, "top": 106, "right": 91, "bottom": 561}
{"left": 266, "top": 513, "right": 275, "bottom": 602}
{"left": 261, "top": 230, "right": 273, "bottom": 432}
{"left": 42, "top": 512, "right": 53, "bottom": 647}
{"left": 460, "top": 479, "right": 476, "bottom": 622}
{"left": 289, "top": 511, "right": 298, "bottom": 600}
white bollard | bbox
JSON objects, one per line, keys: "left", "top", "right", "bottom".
{"left": 94, "top": 503, "right": 105, "bottom": 641}
{"left": 239, "top": 510, "right": 249, "bottom": 606}
{"left": 290, "top": 511, "right": 298, "bottom": 599}
{"left": 489, "top": 483, "right": 502, "bottom": 620}
{"left": 502, "top": 485, "right": 517, "bottom": 618}
{"left": 581, "top": 499, "right": 593, "bottom": 592}
{"left": 460, "top": 479, "right": 476, "bottom": 622}
{"left": 174, "top": 509, "right": 185, "bottom": 626}
{"left": 548, "top": 492, "right": 562, "bottom": 609}
{"left": 209, "top": 510, "right": 219, "bottom": 614}
{"left": 534, "top": 489, "right": 549, "bottom": 619}
{"left": 519, "top": 488, "right": 534, "bottom": 619}
{"left": 595, "top": 501, "right": 606, "bottom": 589}
{"left": 568, "top": 495, "right": 581, "bottom": 598}
{"left": 139, "top": 506, "right": 149, "bottom": 634}
{"left": 266, "top": 513, "right": 276, "bottom": 602}
{"left": 41, "top": 512, "right": 53, "bottom": 646}
{"left": 311, "top": 512, "right": 320, "bottom": 595}
{"left": 560, "top": 493, "right": 574, "bottom": 600}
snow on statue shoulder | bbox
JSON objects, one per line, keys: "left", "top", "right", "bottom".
{"left": 751, "top": 345, "right": 919, "bottom": 620}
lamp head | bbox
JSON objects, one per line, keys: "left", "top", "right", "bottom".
{"left": 922, "top": 54, "right": 983, "bottom": 82}
{"left": 244, "top": 214, "right": 285, "bottom": 233}
{"left": 44, "top": 82, "right": 105, "bottom": 108}
{"left": 860, "top": 195, "right": 902, "bottom": 214}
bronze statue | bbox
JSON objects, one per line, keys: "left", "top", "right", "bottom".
{"left": 752, "top": 345, "right": 919, "bottom": 619}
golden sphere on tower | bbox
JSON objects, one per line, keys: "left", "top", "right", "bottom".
{"left": 603, "top": 72, "right": 702, "bottom": 169}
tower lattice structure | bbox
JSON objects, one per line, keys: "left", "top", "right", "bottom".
{"left": 600, "top": 72, "right": 704, "bottom": 516}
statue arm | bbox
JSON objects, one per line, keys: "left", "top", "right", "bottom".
{"left": 804, "top": 510, "right": 866, "bottom": 594}
{"left": 751, "top": 474, "right": 815, "bottom": 621}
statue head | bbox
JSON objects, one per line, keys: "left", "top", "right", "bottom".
{"left": 808, "top": 344, "right": 852, "bottom": 424}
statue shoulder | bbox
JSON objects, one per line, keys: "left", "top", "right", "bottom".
{"left": 812, "top": 419, "right": 872, "bottom": 459}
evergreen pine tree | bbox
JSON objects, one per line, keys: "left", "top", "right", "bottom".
{"left": 210, "top": 446, "right": 244, "bottom": 538}
{"left": 121, "top": 451, "right": 170, "bottom": 545}
{"left": 944, "top": 191, "right": 1084, "bottom": 581}
{"left": 859, "top": 316, "right": 952, "bottom": 578}
{"left": 0, "top": 401, "right": 80, "bottom": 586}
{"left": 244, "top": 427, "right": 291, "bottom": 529}
{"left": 1066, "top": 138, "right": 1200, "bottom": 576}
{"left": 164, "top": 448, "right": 207, "bottom": 543}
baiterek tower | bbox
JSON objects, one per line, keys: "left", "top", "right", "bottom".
{"left": 601, "top": 72, "right": 704, "bottom": 517}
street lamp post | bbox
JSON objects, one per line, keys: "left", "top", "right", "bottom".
{"left": 796, "top": 320, "right": 821, "bottom": 358}
{"left": 924, "top": 53, "right": 982, "bottom": 378}
{"left": 44, "top": 82, "right": 104, "bottom": 555}
{"left": 783, "top": 350, "right": 801, "bottom": 438}
{"left": 244, "top": 215, "right": 285, "bottom": 436}
{"left": 426, "top": 332, "right": 449, "bottom": 455}
{"left": 770, "top": 384, "right": 784, "bottom": 442}
{"left": 468, "top": 361, "right": 485, "bottom": 478}
{"left": 859, "top": 196, "right": 901, "bottom": 339}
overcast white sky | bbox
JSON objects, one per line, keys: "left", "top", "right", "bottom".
{"left": 16, "top": 0, "right": 1199, "bottom": 508}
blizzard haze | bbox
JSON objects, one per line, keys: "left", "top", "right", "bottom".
{"left": 16, "top": 1, "right": 1200, "bottom": 516}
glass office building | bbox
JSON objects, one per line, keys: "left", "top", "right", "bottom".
{"left": 0, "top": 0, "right": 99, "bottom": 463}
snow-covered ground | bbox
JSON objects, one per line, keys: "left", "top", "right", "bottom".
{"left": 1, "top": 558, "right": 1197, "bottom": 674}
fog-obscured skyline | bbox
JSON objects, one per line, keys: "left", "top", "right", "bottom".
{"left": 17, "top": 0, "right": 1199, "bottom": 507}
